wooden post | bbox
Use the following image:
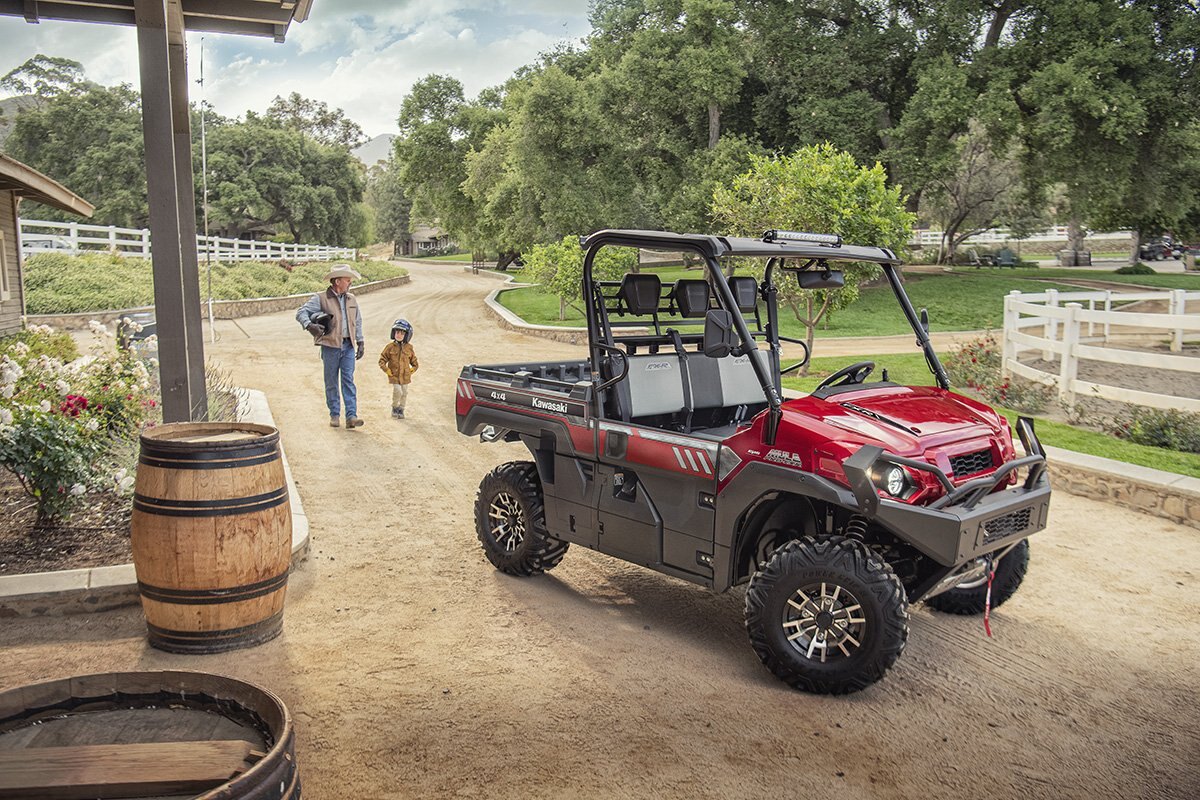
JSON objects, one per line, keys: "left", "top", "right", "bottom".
{"left": 1104, "top": 290, "right": 1112, "bottom": 343}
{"left": 1171, "top": 289, "right": 1186, "bottom": 352}
{"left": 1001, "top": 290, "right": 1020, "bottom": 379}
{"left": 1058, "top": 303, "right": 1081, "bottom": 406}
{"left": 68, "top": 221, "right": 78, "bottom": 253}
{"left": 135, "top": 0, "right": 207, "bottom": 422}
{"left": 1044, "top": 289, "right": 1059, "bottom": 361}
{"left": 142, "top": 228, "right": 151, "bottom": 257}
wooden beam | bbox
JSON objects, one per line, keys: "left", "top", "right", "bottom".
{"left": 22, "top": 0, "right": 37, "bottom": 23}
{"left": 135, "top": 0, "right": 208, "bottom": 422}
{"left": 0, "top": 739, "right": 256, "bottom": 799}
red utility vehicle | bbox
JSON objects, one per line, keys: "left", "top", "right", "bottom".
{"left": 456, "top": 229, "right": 1051, "bottom": 693}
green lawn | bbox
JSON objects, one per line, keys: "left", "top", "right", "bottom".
{"left": 950, "top": 267, "right": 1200, "bottom": 290}
{"left": 781, "top": 352, "right": 1200, "bottom": 478}
{"left": 498, "top": 268, "right": 1082, "bottom": 336}
{"left": 416, "top": 253, "right": 474, "bottom": 262}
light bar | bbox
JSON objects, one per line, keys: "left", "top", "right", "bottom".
{"left": 762, "top": 229, "right": 842, "bottom": 247}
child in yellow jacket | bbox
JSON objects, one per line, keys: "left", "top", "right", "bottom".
{"left": 378, "top": 319, "right": 418, "bottom": 419}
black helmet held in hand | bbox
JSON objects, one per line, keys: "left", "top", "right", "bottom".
{"left": 308, "top": 311, "right": 333, "bottom": 336}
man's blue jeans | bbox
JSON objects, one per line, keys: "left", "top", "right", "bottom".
{"left": 321, "top": 340, "right": 357, "bottom": 418}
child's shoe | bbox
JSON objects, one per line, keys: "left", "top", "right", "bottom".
{"left": 392, "top": 407, "right": 403, "bottom": 419}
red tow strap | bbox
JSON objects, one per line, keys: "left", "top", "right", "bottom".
{"left": 983, "top": 554, "right": 996, "bottom": 638}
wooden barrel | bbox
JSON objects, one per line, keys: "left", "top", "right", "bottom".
{"left": 133, "top": 422, "right": 292, "bottom": 654}
{"left": 0, "top": 670, "right": 299, "bottom": 799}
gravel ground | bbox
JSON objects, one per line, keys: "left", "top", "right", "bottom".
{"left": 2, "top": 261, "right": 1197, "bottom": 799}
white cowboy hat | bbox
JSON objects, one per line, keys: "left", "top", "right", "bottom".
{"left": 324, "top": 264, "right": 362, "bottom": 282}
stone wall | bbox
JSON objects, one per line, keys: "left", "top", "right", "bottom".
{"left": 1047, "top": 447, "right": 1200, "bottom": 530}
{"left": 26, "top": 274, "right": 410, "bottom": 330}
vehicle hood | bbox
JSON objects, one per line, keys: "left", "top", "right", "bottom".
{"left": 783, "top": 385, "right": 1004, "bottom": 455}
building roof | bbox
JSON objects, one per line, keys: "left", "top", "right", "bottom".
{"left": 0, "top": 0, "right": 313, "bottom": 41}
{"left": 0, "top": 154, "right": 95, "bottom": 217}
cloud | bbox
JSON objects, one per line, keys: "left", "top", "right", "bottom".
{"left": 0, "top": 1, "right": 593, "bottom": 136}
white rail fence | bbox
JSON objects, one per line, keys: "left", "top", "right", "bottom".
{"left": 1001, "top": 289, "right": 1200, "bottom": 412}
{"left": 18, "top": 218, "right": 355, "bottom": 262}
{"left": 911, "top": 226, "right": 1130, "bottom": 247}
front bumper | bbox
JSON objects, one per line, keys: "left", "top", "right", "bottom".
{"left": 842, "top": 417, "right": 1050, "bottom": 567}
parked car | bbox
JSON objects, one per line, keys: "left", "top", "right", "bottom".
{"left": 1138, "top": 238, "right": 1183, "bottom": 261}
{"left": 20, "top": 234, "right": 73, "bottom": 253}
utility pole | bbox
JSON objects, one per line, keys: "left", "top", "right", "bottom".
{"left": 199, "top": 36, "right": 214, "bottom": 343}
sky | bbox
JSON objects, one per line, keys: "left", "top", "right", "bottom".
{"left": 0, "top": 0, "right": 593, "bottom": 138}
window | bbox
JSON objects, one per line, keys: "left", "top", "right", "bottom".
{"left": 0, "top": 228, "right": 9, "bottom": 302}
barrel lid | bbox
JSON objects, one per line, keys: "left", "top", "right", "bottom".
{"left": 141, "top": 422, "right": 279, "bottom": 451}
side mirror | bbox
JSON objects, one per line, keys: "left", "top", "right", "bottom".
{"left": 920, "top": 308, "right": 930, "bottom": 333}
{"left": 796, "top": 269, "right": 845, "bottom": 290}
{"left": 703, "top": 309, "right": 736, "bottom": 357}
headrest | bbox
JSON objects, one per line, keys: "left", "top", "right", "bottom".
{"left": 729, "top": 276, "right": 759, "bottom": 313}
{"left": 619, "top": 273, "right": 662, "bottom": 316}
{"left": 673, "top": 279, "right": 710, "bottom": 318}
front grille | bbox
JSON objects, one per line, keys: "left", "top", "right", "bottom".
{"left": 982, "top": 508, "right": 1032, "bottom": 545}
{"left": 950, "top": 448, "right": 994, "bottom": 477}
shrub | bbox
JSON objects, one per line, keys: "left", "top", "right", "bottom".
{"left": 1105, "top": 406, "right": 1200, "bottom": 453}
{"left": 22, "top": 254, "right": 407, "bottom": 313}
{"left": 945, "top": 332, "right": 1053, "bottom": 412}
{"left": 0, "top": 323, "right": 156, "bottom": 521}
{"left": 1115, "top": 262, "right": 1156, "bottom": 275}
{"left": 0, "top": 329, "right": 79, "bottom": 363}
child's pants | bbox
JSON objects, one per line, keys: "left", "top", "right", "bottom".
{"left": 392, "top": 383, "right": 409, "bottom": 410}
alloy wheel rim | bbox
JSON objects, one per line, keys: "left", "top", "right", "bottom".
{"left": 488, "top": 491, "right": 526, "bottom": 552}
{"left": 781, "top": 582, "right": 867, "bottom": 663}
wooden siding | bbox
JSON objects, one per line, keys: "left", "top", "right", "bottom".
{"left": 0, "top": 192, "right": 22, "bottom": 336}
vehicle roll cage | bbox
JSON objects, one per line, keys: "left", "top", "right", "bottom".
{"left": 580, "top": 229, "right": 951, "bottom": 445}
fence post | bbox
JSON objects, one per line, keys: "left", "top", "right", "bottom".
{"left": 68, "top": 221, "right": 79, "bottom": 253}
{"left": 1103, "top": 290, "right": 1112, "bottom": 343}
{"left": 1087, "top": 298, "right": 1095, "bottom": 338}
{"left": 1044, "top": 288, "right": 1059, "bottom": 361}
{"left": 1058, "top": 303, "right": 1081, "bottom": 407}
{"left": 1171, "top": 289, "right": 1186, "bottom": 352}
{"left": 1002, "top": 290, "right": 1020, "bottom": 378}
{"left": 142, "top": 229, "right": 151, "bottom": 257}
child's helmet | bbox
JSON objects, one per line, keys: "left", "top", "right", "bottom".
{"left": 391, "top": 318, "right": 413, "bottom": 342}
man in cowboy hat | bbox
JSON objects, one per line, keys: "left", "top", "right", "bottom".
{"left": 296, "top": 264, "right": 367, "bottom": 428}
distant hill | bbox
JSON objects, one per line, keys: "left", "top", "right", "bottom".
{"left": 353, "top": 134, "right": 395, "bottom": 167}
{"left": 0, "top": 95, "right": 37, "bottom": 150}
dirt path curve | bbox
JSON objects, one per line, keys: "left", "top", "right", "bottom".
{"left": 3, "top": 261, "right": 1199, "bottom": 799}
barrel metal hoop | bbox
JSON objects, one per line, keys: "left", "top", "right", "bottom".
{"left": 133, "top": 486, "right": 289, "bottom": 517}
{"left": 138, "top": 570, "right": 290, "bottom": 605}
{"left": 147, "top": 610, "right": 284, "bottom": 644}
{"left": 139, "top": 442, "right": 279, "bottom": 461}
{"left": 139, "top": 451, "right": 280, "bottom": 471}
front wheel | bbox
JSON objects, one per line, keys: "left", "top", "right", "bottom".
{"left": 925, "top": 539, "right": 1029, "bottom": 615}
{"left": 474, "top": 461, "right": 568, "bottom": 576}
{"left": 744, "top": 536, "right": 909, "bottom": 695}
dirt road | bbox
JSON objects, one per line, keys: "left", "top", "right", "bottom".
{"left": 3, "top": 262, "right": 1198, "bottom": 799}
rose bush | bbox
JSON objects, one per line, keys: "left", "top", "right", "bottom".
{"left": 944, "top": 332, "right": 1053, "bottom": 413}
{"left": 0, "top": 323, "right": 157, "bottom": 522}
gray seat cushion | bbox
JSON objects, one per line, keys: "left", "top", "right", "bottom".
{"left": 625, "top": 354, "right": 686, "bottom": 417}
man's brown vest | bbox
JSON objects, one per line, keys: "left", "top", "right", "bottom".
{"left": 314, "top": 287, "right": 360, "bottom": 348}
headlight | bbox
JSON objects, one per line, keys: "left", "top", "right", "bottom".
{"left": 872, "top": 463, "right": 911, "bottom": 498}
{"left": 883, "top": 466, "right": 906, "bottom": 496}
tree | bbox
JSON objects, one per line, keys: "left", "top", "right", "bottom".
{"left": 205, "top": 116, "right": 365, "bottom": 246}
{"left": 712, "top": 145, "right": 915, "bottom": 371}
{"left": 4, "top": 82, "right": 147, "bottom": 226}
{"left": 0, "top": 55, "right": 86, "bottom": 104}
{"left": 365, "top": 157, "right": 412, "bottom": 255}
{"left": 525, "top": 234, "right": 636, "bottom": 319}
{"left": 265, "top": 92, "right": 367, "bottom": 150}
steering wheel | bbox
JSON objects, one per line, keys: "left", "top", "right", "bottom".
{"left": 814, "top": 361, "right": 876, "bottom": 392}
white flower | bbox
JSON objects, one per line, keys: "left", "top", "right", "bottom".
{"left": 38, "top": 400, "right": 51, "bottom": 413}
{"left": 0, "top": 408, "right": 11, "bottom": 426}
{"left": 70, "top": 483, "right": 86, "bottom": 496}
{"left": 12, "top": 342, "right": 29, "bottom": 356}
{"left": 117, "top": 475, "right": 136, "bottom": 493}
{"left": 85, "top": 418, "right": 100, "bottom": 431}
{"left": 55, "top": 380, "right": 70, "bottom": 395}
{"left": 113, "top": 468, "right": 128, "bottom": 482}
{"left": 1, "top": 386, "right": 13, "bottom": 399}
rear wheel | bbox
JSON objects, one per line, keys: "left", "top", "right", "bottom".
{"left": 474, "top": 461, "right": 568, "bottom": 576}
{"left": 744, "top": 536, "right": 909, "bottom": 694}
{"left": 925, "top": 539, "right": 1029, "bottom": 615}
